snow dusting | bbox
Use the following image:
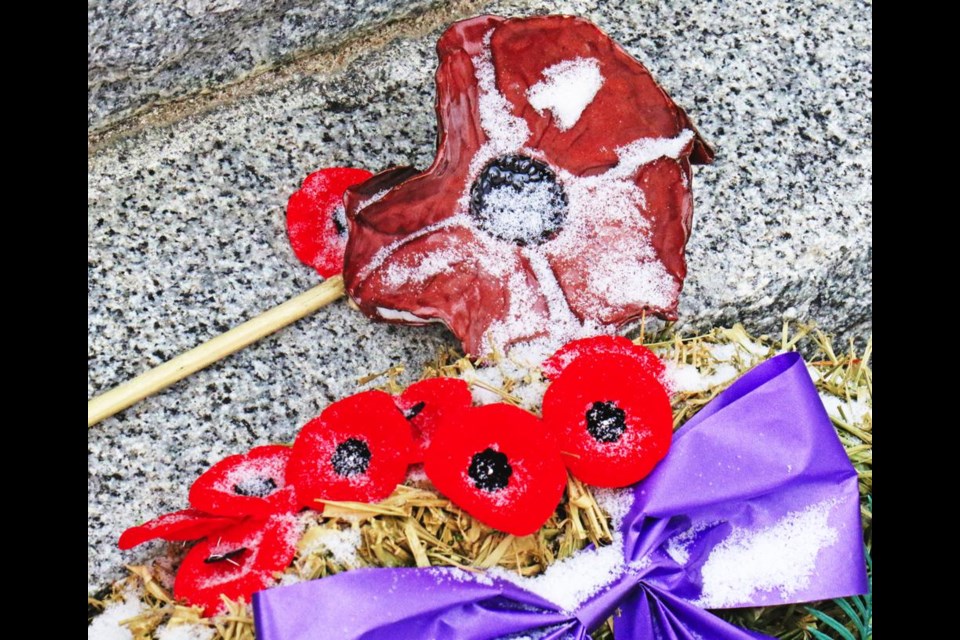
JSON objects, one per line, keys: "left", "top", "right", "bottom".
{"left": 299, "top": 526, "right": 362, "bottom": 567}
{"left": 487, "top": 487, "right": 635, "bottom": 613}
{"left": 818, "top": 393, "right": 871, "bottom": 426}
{"left": 88, "top": 586, "right": 144, "bottom": 640}
{"left": 489, "top": 534, "right": 626, "bottom": 613}
{"left": 665, "top": 361, "right": 739, "bottom": 393}
{"left": 664, "top": 520, "right": 716, "bottom": 566}
{"left": 527, "top": 58, "right": 604, "bottom": 131}
{"left": 155, "top": 623, "right": 215, "bottom": 640}
{"left": 376, "top": 307, "right": 434, "bottom": 323}
{"left": 695, "top": 499, "right": 840, "bottom": 608}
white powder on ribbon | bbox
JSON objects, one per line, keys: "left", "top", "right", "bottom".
{"left": 489, "top": 535, "right": 626, "bottom": 613}
{"left": 527, "top": 58, "right": 604, "bottom": 131}
{"left": 664, "top": 520, "right": 716, "bottom": 566}
{"left": 487, "top": 487, "right": 636, "bottom": 613}
{"left": 694, "top": 499, "right": 840, "bottom": 608}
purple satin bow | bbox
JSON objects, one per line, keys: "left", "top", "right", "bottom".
{"left": 254, "top": 353, "right": 868, "bottom": 639}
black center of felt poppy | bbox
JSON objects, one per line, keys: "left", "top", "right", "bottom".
{"left": 332, "top": 204, "right": 348, "bottom": 236}
{"left": 585, "top": 401, "right": 627, "bottom": 443}
{"left": 403, "top": 401, "right": 426, "bottom": 420}
{"left": 232, "top": 476, "right": 277, "bottom": 498}
{"left": 467, "top": 448, "right": 512, "bottom": 491}
{"left": 469, "top": 155, "right": 567, "bottom": 246}
{"left": 331, "top": 438, "right": 372, "bottom": 477}
{"left": 204, "top": 547, "right": 247, "bottom": 564}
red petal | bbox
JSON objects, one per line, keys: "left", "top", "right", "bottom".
{"left": 348, "top": 224, "right": 552, "bottom": 355}
{"left": 490, "top": 16, "right": 713, "bottom": 175}
{"left": 118, "top": 509, "right": 242, "bottom": 550}
{"left": 287, "top": 167, "right": 373, "bottom": 278}
{"left": 174, "top": 513, "right": 301, "bottom": 616}
{"left": 541, "top": 336, "right": 665, "bottom": 383}
{"left": 287, "top": 390, "right": 414, "bottom": 506}
{"left": 189, "top": 445, "right": 299, "bottom": 519}
{"left": 541, "top": 352, "right": 672, "bottom": 487}
{"left": 396, "top": 378, "right": 473, "bottom": 462}
{"left": 424, "top": 404, "right": 566, "bottom": 536}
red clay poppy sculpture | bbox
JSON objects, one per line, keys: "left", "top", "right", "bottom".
{"left": 342, "top": 15, "right": 713, "bottom": 356}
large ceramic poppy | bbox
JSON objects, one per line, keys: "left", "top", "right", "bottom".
{"left": 342, "top": 15, "right": 713, "bottom": 356}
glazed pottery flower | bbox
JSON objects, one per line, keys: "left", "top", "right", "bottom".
{"left": 342, "top": 15, "right": 713, "bottom": 356}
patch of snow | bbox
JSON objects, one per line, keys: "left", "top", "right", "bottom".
{"left": 527, "top": 58, "right": 604, "bottom": 131}
{"left": 695, "top": 500, "right": 840, "bottom": 608}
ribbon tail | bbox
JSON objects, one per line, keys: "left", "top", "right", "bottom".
{"left": 253, "top": 567, "right": 577, "bottom": 640}
{"left": 613, "top": 586, "right": 773, "bottom": 640}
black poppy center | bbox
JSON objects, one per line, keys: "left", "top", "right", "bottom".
{"left": 468, "top": 448, "right": 513, "bottom": 492}
{"left": 331, "top": 438, "right": 371, "bottom": 477}
{"left": 468, "top": 155, "right": 567, "bottom": 246}
{"left": 204, "top": 547, "right": 247, "bottom": 564}
{"left": 233, "top": 476, "right": 277, "bottom": 498}
{"left": 585, "top": 401, "right": 627, "bottom": 443}
{"left": 332, "top": 204, "right": 348, "bottom": 236}
{"left": 403, "top": 401, "right": 426, "bottom": 420}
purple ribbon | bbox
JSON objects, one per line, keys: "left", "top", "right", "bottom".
{"left": 254, "top": 353, "right": 868, "bottom": 639}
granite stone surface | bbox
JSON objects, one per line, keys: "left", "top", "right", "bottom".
{"left": 88, "top": 0, "right": 446, "bottom": 131}
{"left": 88, "top": 0, "right": 872, "bottom": 593}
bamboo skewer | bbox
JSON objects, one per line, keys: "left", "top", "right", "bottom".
{"left": 88, "top": 275, "right": 346, "bottom": 427}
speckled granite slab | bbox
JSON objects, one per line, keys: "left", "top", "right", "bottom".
{"left": 87, "top": 0, "right": 447, "bottom": 131}
{"left": 88, "top": 0, "right": 872, "bottom": 593}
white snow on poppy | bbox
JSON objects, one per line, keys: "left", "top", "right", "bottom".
{"left": 527, "top": 58, "right": 604, "bottom": 131}
{"left": 376, "top": 307, "right": 436, "bottom": 323}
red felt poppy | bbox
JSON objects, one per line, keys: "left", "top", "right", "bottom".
{"left": 541, "top": 335, "right": 665, "bottom": 383}
{"left": 424, "top": 403, "right": 566, "bottom": 536}
{"left": 395, "top": 377, "right": 473, "bottom": 462}
{"left": 188, "top": 445, "right": 299, "bottom": 518}
{"left": 541, "top": 352, "right": 673, "bottom": 487}
{"left": 342, "top": 15, "right": 713, "bottom": 356}
{"left": 287, "top": 390, "right": 414, "bottom": 506}
{"left": 287, "top": 167, "right": 373, "bottom": 278}
{"left": 174, "top": 513, "right": 301, "bottom": 616}
{"left": 118, "top": 509, "right": 244, "bottom": 550}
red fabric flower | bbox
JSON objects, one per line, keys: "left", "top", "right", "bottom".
{"left": 174, "top": 513, "right": 301, "bottom": 616}
{"left": 424, "top": 403, "right": 566, "bottom": 536}
{"left": 343, "top": 15, "right": 713, "bottom": 356}
{"left": 541, "top": 335, "right": 665, "bottom": 383}
{"left": 287, "top": 167, "right": 373, "bottom": 277}
{"left": 541, "top": 352, "right": 673, "bottom": 487}
{"left": 118, "top": 509, "right": 243, "bottom": 550}
{"left": 287, "top": 390, "right": 414, "bottom": 506}
{"left": 395, "top": 377, "right": 473, "bottom": 462}
{"left": 188, "top": 445, "right": 299, "bottom": 518}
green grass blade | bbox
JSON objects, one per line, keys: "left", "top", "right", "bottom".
{"left": 847, "top": 594, "right": 868, "bottom": 622}
{"left": 832, "top": 598, "right": 867, "bottom": 638}
{"left": 805, "top": 606, "right": 857, "bottom": 640}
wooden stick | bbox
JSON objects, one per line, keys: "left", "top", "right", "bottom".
{"left": 88, "top": 276, "right": 346, "bottom": 427}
